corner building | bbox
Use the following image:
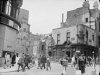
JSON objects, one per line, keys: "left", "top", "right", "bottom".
{"left": 51, "top": 0, "right": 100, "bottom": 59}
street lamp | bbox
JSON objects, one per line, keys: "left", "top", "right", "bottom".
{"left": 92, "top": 51, "right": 95, "bottom": 69}
{"left": 91, "top": 51, "right": 96, "bottom": 75}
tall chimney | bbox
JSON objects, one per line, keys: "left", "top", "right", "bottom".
{"left": 62, "top": 13, "right": 64, "bottom": 23}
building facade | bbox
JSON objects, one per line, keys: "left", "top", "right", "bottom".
{"left": 15, "top": 8, "right": 32, "bottom": 54}
{"left": 52, "top": 24, "right": 97, "bottom": 57}
{"left": 0, "top": 0, "right": 22, "bottom": 66}
{"left": 51, "top": 0, "right": 99, "bottom": 58}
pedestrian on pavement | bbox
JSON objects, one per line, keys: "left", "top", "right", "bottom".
{"left": 77, "top": 54, "right": 86, "bottom": 75}
{"left": 41, "top": 55, "right": 47, "bottom": 69}
{"left": 4, "top": 53, "right": 7, "bottom": 68}
{"left": 17, "top": 53, "right": 25, "bottom": 72}
{"left": 37, "top": 55, "right": 42, "bottom": 69}
{"left": 71, "top": 55, "right": 76, "bottom": 67}
{"left": 23, "top": 54, "right": 30, "bottom": 71}
{"left": 31, "top": 55, "right": 35, "bottom": 65}
{"left": 63, "top": 56, "right": 68, "bottom": 70}
{"left": 4, "top": 53, "right": 11, "bottom": 69}
{"left": 61, "top": 56, "right": 68, "bottom": 75}
{"left": 87, "top": 56, "right": 92, "bottom": 66}
{"left": 60, "top": 57, "right": 63, "bottom": 66}
{"left": 15, "top": 53, "right": 20, "bottom": 65}
{"left": 11, "top": 52, "right": 16, "bottom": 66}
{"left": 46, "top": 57, "right": 51, "bottom": 70}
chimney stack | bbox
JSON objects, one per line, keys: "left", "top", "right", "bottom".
{"left": 62, "top": 13, "right": 64, "bottom": 23}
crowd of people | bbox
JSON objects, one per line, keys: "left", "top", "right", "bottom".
{"left": 17, "top": 53, "right": 36, "bottom": 72}
{"left": 60, "top": 53, "right": 97, "bottom": 75}
{"left": 3, "top": 52, "right": 98, "bottom": 74}
{"left": 3, "top": 52, "right": 35, "bottom": 72}
{"left": 3, "top": 52, "right": 17, "bottom": 69}
{"left": 37, "top": 55, "right": 51, "bottom": 71}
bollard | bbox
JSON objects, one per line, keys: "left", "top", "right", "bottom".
{"left": 91, "top": 68, "right": 96, "bottom": 75}
{"left": 76, "top": 70, "right": 81, "bottom": 75}
{"left": 61, "top": 67, "right": 67, "bottom": 75}
{"left": 91, "top": 61, "right": 96, "bottom": 75}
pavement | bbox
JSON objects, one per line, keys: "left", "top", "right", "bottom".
{"left": 0, "top": 61, "right": 100, "bottom": 75}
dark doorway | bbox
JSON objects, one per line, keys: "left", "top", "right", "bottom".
{"left": 66, "top": 51, "right": 70, "bottom": 57}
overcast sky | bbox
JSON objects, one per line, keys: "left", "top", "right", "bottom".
{"left": 22, "top": 0, "right": 99, "bottom": 34}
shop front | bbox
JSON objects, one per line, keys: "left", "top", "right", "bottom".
{"left": 49, "top": 43, "right": 98, "bottom": 60}
{"left": 71, "top": 44, "right": 98, "bottom": 58}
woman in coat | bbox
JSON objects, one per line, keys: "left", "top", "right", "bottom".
{"left": 78, "top": 54, "right": 86, "bottom": 74}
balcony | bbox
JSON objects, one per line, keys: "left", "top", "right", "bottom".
{"left": 0, "top": 11, "right": 21, "bottom": 31}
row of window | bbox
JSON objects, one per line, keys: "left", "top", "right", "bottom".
{"left": 57, "top": 32, "right": 94, "bottom": 44}
{"left": 57, "top": 32, "right": 70, "bottom": 44}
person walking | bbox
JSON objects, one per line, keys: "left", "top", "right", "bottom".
{"left": 46, "top": 57, "right": 51, "bottom": 70}
{"left": 41, "top": 55, "right": 47, "bottom": 69}
{"left": 17, "top": 53, "right": 25, "bottom": 72}
{"left": 61, "top": 56, "right": 68, "bottom": 75}
{"left": 37, "top": 55, "right": 42, "bottom": 69}
{"left": 71, "top": 55, "right": 76, "bottom": 67}
{"left": 23, "top": 54, "right": 30, "bottom": 71}
{"left": 4, "top": 53, "right": 8, "bottom": 69}
{"left": 4, "top": 53, "right": 11, "bottom": 68}
{"left": 11, "top": 53, "right": 16, "bottom": 66}
{"left": 77, "top": 54, "right": 86, "bottom": 75}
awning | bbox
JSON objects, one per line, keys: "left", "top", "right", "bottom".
{"left": 71, "top": 43, "right": 98, "bottom": 50}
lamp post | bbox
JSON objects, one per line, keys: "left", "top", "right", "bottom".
{"left": 91, "top": 51, "right": 96, "bottom": 75}
{"left": 92, "top": 51, "right": 95, "bottom": 69}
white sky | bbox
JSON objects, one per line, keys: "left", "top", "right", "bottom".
{"left": 22, "top": 0, "right": 99, "bottom": 34}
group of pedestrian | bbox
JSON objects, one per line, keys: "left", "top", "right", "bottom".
{"left": 17, "top": 53, "right": 33, "bottom": 72}
{"left": 71, "top": 54, "right": 86, "bottom": 75}
{"left": 60, "top": 55, "right": 69, "bottom": 71}
{"left": 4, "top": 52, "right": 17, "bottom": 69}
{"left": 37, "top": 55, "right": 51, "bottom": 71}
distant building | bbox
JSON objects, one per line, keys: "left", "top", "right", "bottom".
{"left": 17, "top": 8, "right": 29, "bottom": 24}
{"left": 32, "top": 34, "right": 41, "bottom": 57}
{"left": 15, "top": 8, "right": 31, "bottom": 54}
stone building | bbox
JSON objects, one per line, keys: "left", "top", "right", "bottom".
{"left": 0, "top": 0, "right": 22, "bottom": 66}
{"left": 32, "top": 34, "right": 41, "bottom": 57}
{"left": 37, "top": 34, "right": 55, "bottom": 57}
{"left": 15, "top": 8, "right": 32, "bottom": 54}
{"left": 51, "top": 0, "right": 100, "bottom": 58}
